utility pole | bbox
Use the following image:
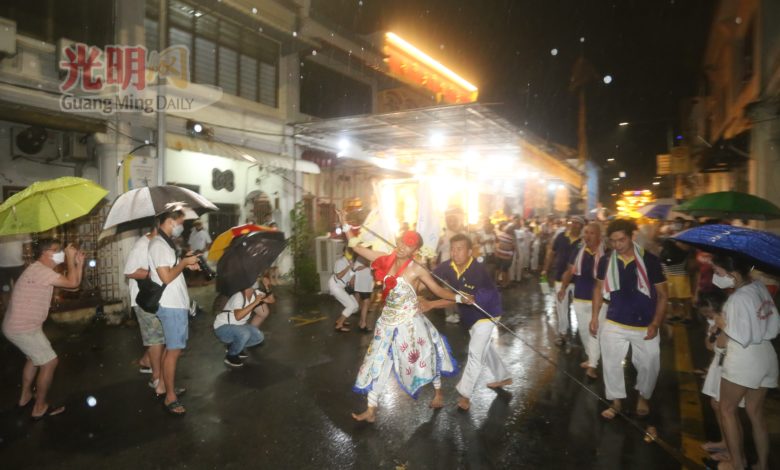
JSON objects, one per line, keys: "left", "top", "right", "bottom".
{"left": 569, "top": 56, "right": 597, "bottom": 211}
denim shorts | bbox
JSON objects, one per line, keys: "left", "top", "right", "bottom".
{"left": 155, "top": 306, "right": 189, "bottom": 350}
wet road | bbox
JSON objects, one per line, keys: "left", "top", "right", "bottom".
{"left": 1, "top": 279, "right": 778, "bottom": 469}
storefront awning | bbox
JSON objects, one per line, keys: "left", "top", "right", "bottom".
{"left": 166, "top": 133, "right": 320, "bottom": 174}
{"left": 293, "top": 103, "right": 581, "bottom": 186}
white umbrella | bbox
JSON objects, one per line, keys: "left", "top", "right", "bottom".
{"left": 103, "top": 185, "right": 218, "bottom": 230}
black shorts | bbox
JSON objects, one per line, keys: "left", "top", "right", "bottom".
{"left": 356, "top": 291, "right": 372, "bottom": 300}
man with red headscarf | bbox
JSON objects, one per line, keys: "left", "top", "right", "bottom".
{"left": 338, "top": 211, "right": 472, "bottom": 423}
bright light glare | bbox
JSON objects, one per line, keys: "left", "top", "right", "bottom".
{"left": 652, "top": 181, "right": 660, "bottom": 186}
{"left": 385, "top": 32, "right": 478, "bottom": 92}
{"left": 603, "top": 75, "right": 613, "bottom": 84}
{"left": 338, "top": 138, "right": 350, "bottom": 151}
{"left": 429, "top": 131, "right": 445, "bottom": 147}
{"left": 550, "top": 48, "right": 558, "bottom": 56}
{"left": 192, "top": 123, "right": 203, "bottom": 133}
{"left": 619, "top": 171, "right": 626, "bottom": 178}
{"left": 619, "top": 122, "right": 629, "bottom": 127}
{"left": 241, "top": 153, "right": 255, "bottom": 163}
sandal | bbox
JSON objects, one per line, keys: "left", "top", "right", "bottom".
{"left": 358, "top": 326, "right": 373, "bottom": 333}
{"left": 334, "top": 325, "right": 351, "bottom": 333}
{"left": 155, "top": 388, "right": 186, "bottom": 399}
{"left": 601, "top": 407, "right": 619, "bottom": 420}
{"left": 31, "top": 404, "right": 66, "bottom": 421}
{"left": 701, "top": 442, "right": 727, "bottom": 453}
{"left": 164, "top": 400, "right": 186, "bottom": 416}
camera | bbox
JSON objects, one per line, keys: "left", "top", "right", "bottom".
{"left": 191, "top": 250, "right": 216, "bottom": 280}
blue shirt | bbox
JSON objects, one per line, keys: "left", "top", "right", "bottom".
{"left": 552, "top": 232, "right": 581, "bottom": 282}
{"left": 568, "top": 246, "right": 597, "bottom": 301}
{"left": 433, "top": 258, "right": 502, "bottom": 329}
{"left": 596, "top": 251, "right": 666, "bottom": 327}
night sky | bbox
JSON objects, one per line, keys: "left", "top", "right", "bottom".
{"left": 311, "top": 0, "right": 714, "bottom": 192}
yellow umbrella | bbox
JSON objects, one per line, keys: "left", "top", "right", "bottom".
{"left": 0, "top": 177, "right": 109, "bottom": 235}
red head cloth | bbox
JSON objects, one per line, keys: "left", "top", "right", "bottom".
{"left": 400, "top": 230, "right": 421, "bottom": 248}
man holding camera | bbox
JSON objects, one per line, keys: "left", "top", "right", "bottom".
{"left": 213, "top": 286, "right": 268, "bottom": 367}
{"left": 148, "top": 210, "right": 200, "bottom": 416}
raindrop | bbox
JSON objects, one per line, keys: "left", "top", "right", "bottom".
{"left": 358, "top": 0, "right": 363, "bottom": 5}
{"left": 440, "top": 44, "right": 445, "bottom": 50}
{"left": 86, "top": 395, "right": 97, "bottom": 407}
{"left": 251, "top": 7, "right": 257, "bottom": 14}
{"left": 603, "top": 75, "right": 613, "bottom": 84}
{"left": 579, "top": 37, "right": 585, "bottom": 43}
{"left": 292, "top": 31, "right": 298, "bottom": 37}
{"left": 735, "top": 16, "right": 742, "bottom": 24}
{"left": 550, "top": 48, "right": 558, "bottom": 56}
{"left": 257, "top": 27, "right": 263, "bottom": 33}
{"left": 312, "top": 50, "right": 317, "bottom": 56}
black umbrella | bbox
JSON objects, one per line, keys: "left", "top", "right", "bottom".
{"left": 103, "top": 185, "right": 218, "bottom": 230}
{"left": 216, "top": 230, "right": 287, "bottom": 296}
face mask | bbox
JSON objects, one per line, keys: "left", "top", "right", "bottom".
{"left": 712, "top": 272, "right": 735, "bottom": 290}
{"left": 51, "top": 250, "right": 65, "bottom": 265}
{"left": 171, "top": 223, "right": 184, "bottom": 238}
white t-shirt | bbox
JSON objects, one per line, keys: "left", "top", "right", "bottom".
{"left": 123, "top": 235, "right": 151, "bottom": 307}
{"left": 353, "top": 258, "right": 374, "bottom": 293}
{"left": 724, "top": 280, "right": 780, "bottom": 348}
{"left": 0, "top": 234, "right": 30, "bottom": 267}
{"left": 213, "top": 291, "right": 255, "bottom": 329}
{"left": 332, "top": 257, "right": 354, "bottom": 284}
{"left": 148, "top": 236, "right": 189, "bottom": 309}
{"left": 188, "top": 229, "right": 212, "bottom": 252}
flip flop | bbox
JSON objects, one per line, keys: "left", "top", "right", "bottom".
{"left": 358, "top": 326, "right": 373, "bottom": 333}
{"left": 155, "top": 388, "right": 186, "bottom": 399}
{"left": 601, "top": 407, "right": 619, "bottom": 420}
{"left": 701, "top": 442, "right": 727, "bottom": 453}
{"left": 17, "top": 397, "right": 34, "bottom": 409}
{"left": 139, "top": 365, "right": 152, "bottom": 374}
{"left": 334, "top": 326, "right": 351, "bottom": 333}
{"left": 31, "top": 405, "right": 66, "bottom": 421}
{"left": 164, "top": 400, "right": 186, "bottom": 416}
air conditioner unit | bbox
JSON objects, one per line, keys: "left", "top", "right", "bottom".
{"left": 0, "top": 17, "right": 16, "bottom": 56}
{"left": 62, "top": 133, "right": 90, "bottom": 161}
{"left": 10, "top": 126, "right": 61, "bottom": 161}
{"left": 315, "top": 235, "right": 344, "bottom": 293}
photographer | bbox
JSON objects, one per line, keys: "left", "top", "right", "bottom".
{"left": 213, "top": 286, "right": 267, "bottom": 368}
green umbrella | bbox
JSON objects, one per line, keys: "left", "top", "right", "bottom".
{"left": 0, "top": 177, "right": 109, "bottom": 235}
{"left": 674, "top": 191, "right": 780, "bottom": 220}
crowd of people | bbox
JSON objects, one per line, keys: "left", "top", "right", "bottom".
{"left": 2, "top": 202, "right": 779, "bottom": 469}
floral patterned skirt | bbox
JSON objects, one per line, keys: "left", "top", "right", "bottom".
{"left": 353, "top": 313, "right": 457, "bottom": 398}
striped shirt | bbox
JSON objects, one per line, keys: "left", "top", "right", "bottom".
{"left": 2, "top": 262, "right": 60, "bottom": 334}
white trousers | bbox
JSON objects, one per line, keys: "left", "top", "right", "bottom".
{"left": 572, "top": 301, "right": 607, "bottom": 368}
{"left": 530, "top": 239, "right": 541, "bottom": 271}
{"left": 328, "top": 276, "right": 359, "bottom": 318}
{"left": 554, "top": 281, "right": 574, "bottom": 335}
{"left": 367, "top": 357, "right": 441, "bottom": 407}
{"left": 599, "top": 321, "right": 660, "bottom": 401}
{"left": 456, "top": 320, "right": 510, "bottom": 398}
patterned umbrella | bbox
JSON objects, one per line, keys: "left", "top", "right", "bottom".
{"left": 216, "top": 231, "right": 286, "bottom": 296}
{"left": 672, "top": 224, "right": 780, "bottom": 275}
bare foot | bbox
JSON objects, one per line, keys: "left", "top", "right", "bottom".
{"left": 579, "top": 360, "right": 590, "bottom": 369}
{"left": 457, "top": 396, "right": 470, "bottom": 410}
{"left": 18, "top": 390, "right": 34, "bottom": 408}
{"left": 585, "top": 367, "right": 598, "bottom": 379}
{"left": 487, "top": 378, "right": 513, "bottom": 389}
{"left": 636, "top": 397, "right": 650, "bottom": 417}
{"left": 430, "top": 390, "right": 444, "bottom": 409}
{"left": 351, "top": 407, "right": 376, "bottom": 423}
